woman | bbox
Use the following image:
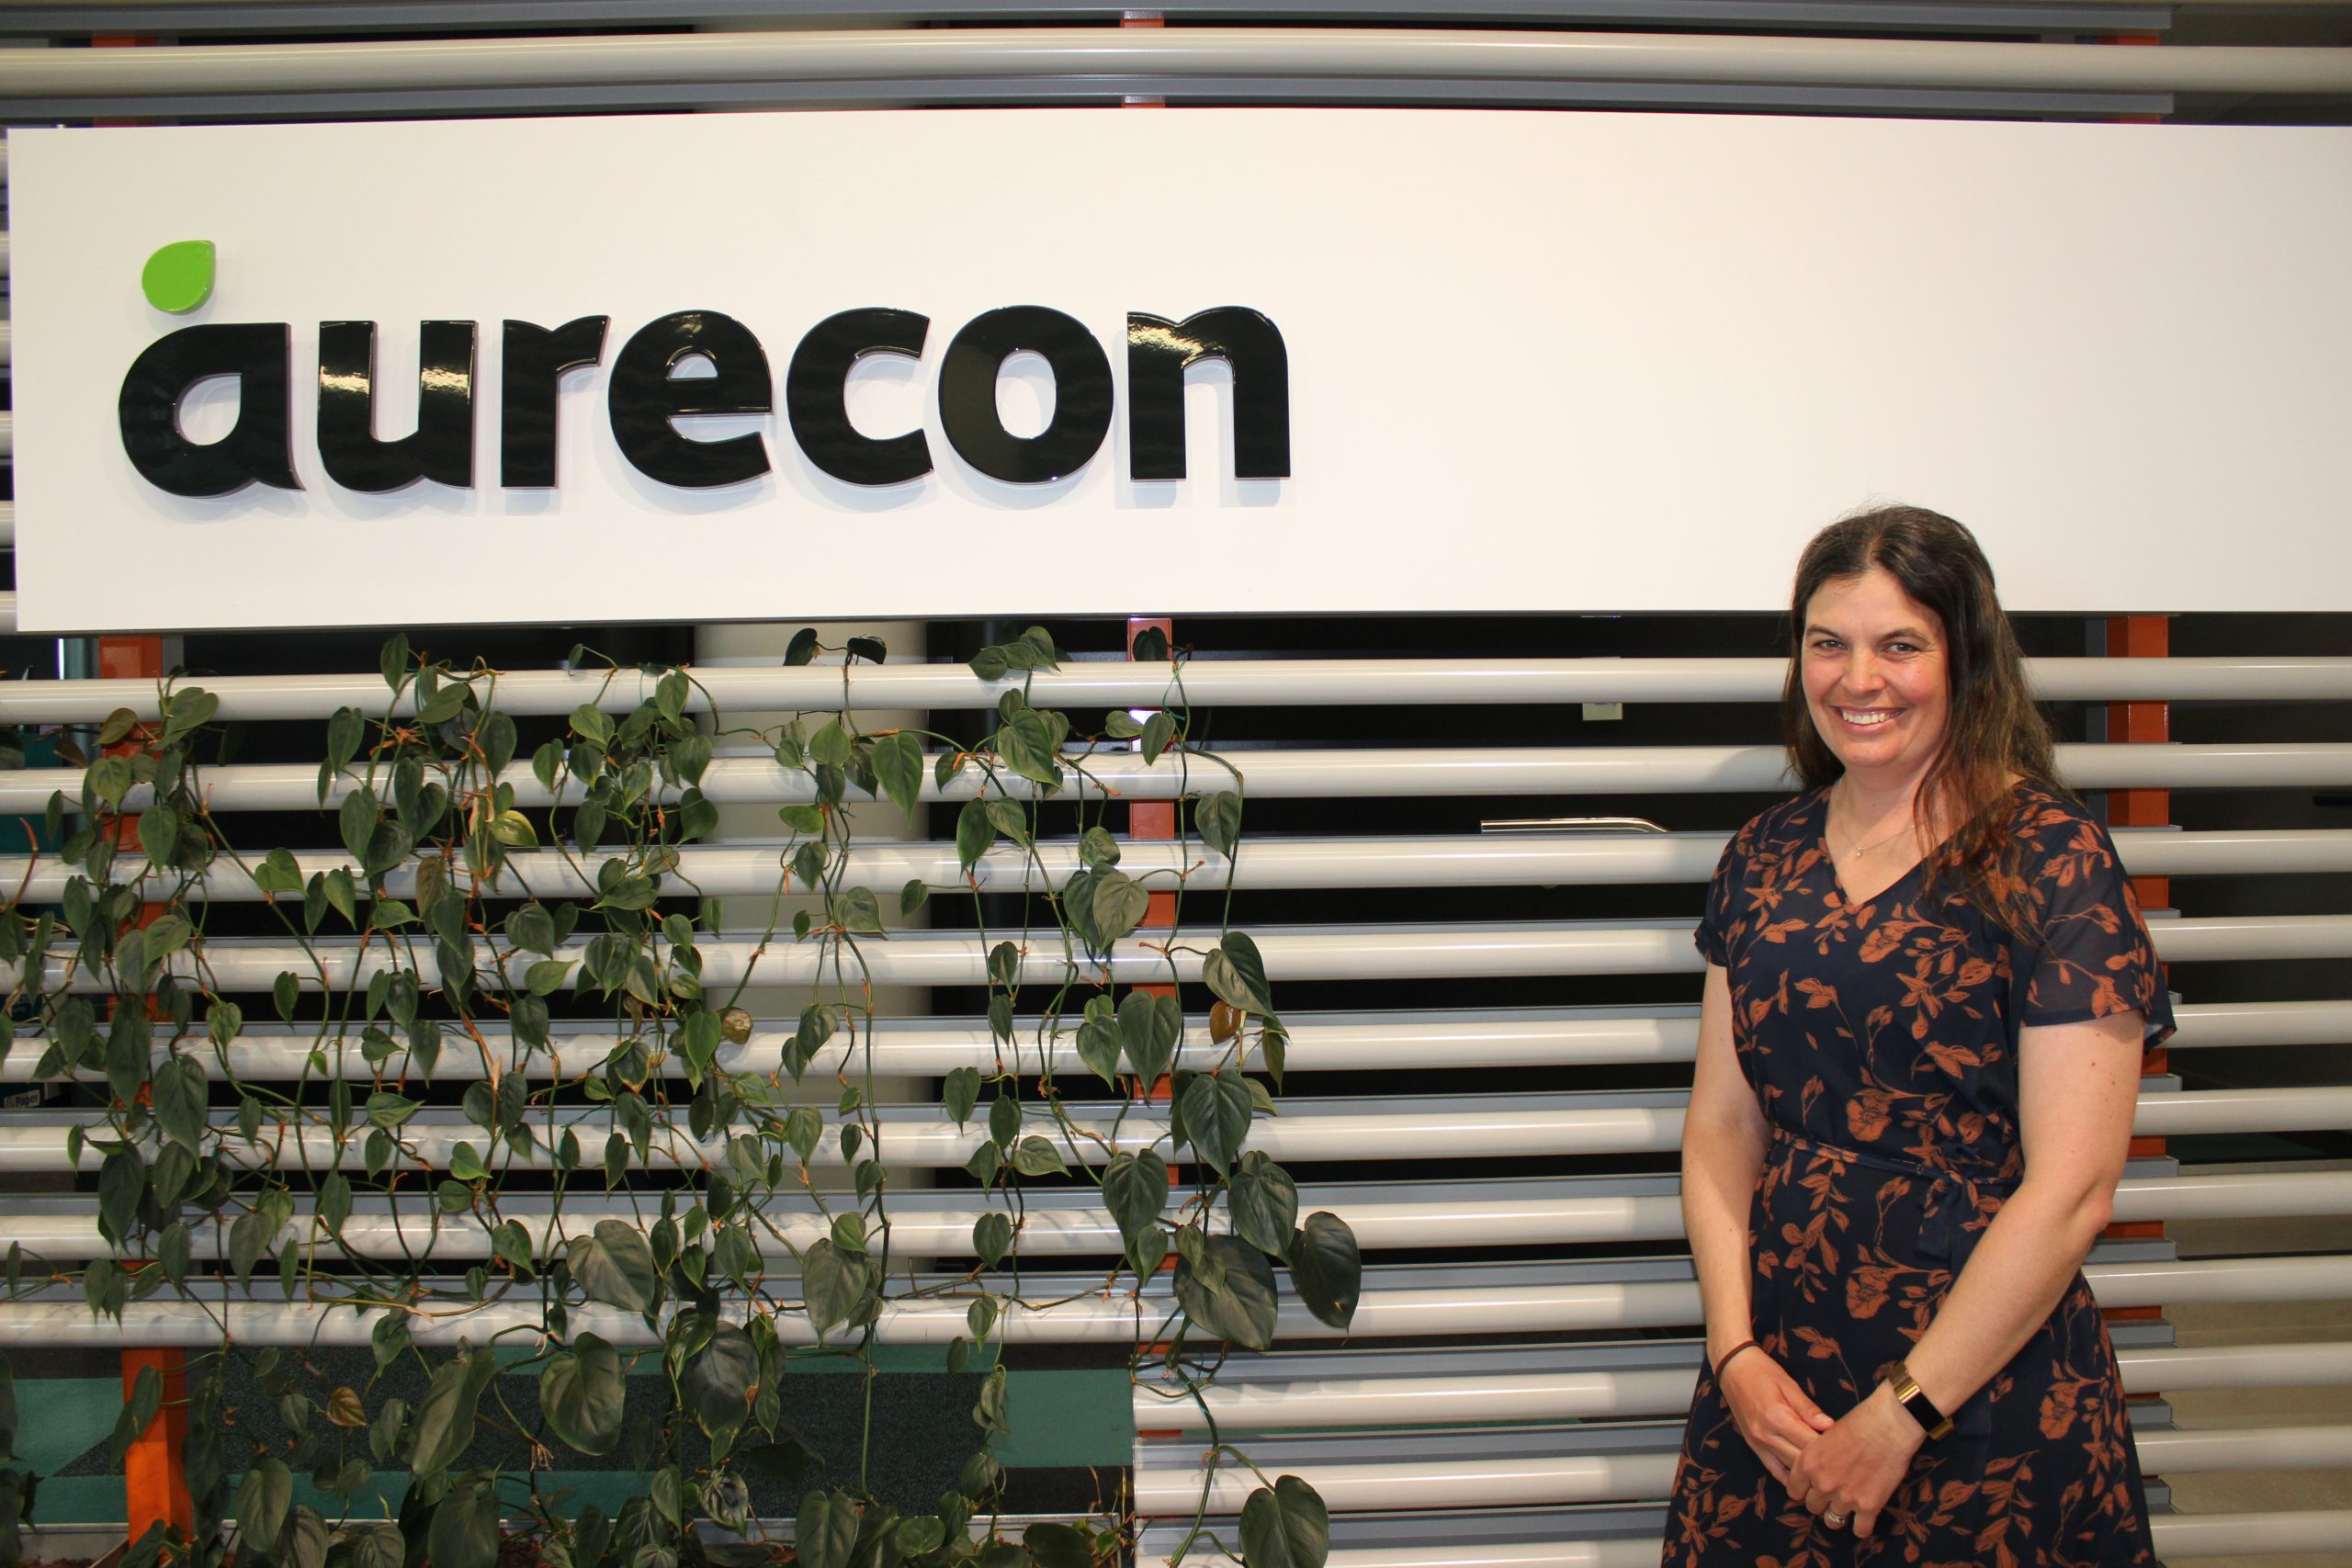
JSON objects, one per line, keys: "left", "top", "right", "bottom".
{"left": 1662, "top": 505, "right": 2172, "bottom": 1565}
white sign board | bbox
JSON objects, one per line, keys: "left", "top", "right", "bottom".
{"left": 10, "top": 108, "right": 2352, "bottom": 629}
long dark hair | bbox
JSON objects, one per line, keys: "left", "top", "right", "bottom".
{"left": 1781, "top": 504, "right": 2060, "bottom": 932}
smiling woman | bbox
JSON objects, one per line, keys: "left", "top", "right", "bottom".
{"left": 1663, "top": 504, "right": 2171, "bottom": 1566}
{"left": 1784, "top": 507, "right": 2061, "bottom": 931}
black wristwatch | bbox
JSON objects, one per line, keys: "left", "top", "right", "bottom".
{"left": 1888, "top": 1360, "right": 1954, "bottom": 1440}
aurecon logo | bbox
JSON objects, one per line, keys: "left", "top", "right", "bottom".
{"left": 117, "top": 253, "right": 1291, "bottom": 500}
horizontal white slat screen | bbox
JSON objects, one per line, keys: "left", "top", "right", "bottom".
{"left": 3, "top": 20, "right": 2345, "bottom": 1542}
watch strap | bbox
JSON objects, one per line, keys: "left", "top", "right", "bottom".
{"left": 1889, "top": 1360, "right": 1954, "bottom": 1440}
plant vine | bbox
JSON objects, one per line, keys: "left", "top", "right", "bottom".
{"left": 0, "top": 626, "right": 1353, "bottom": 1568}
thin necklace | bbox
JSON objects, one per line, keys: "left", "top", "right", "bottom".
{"left": 1827, "top": 786, "right": 1918, "bottom": 860}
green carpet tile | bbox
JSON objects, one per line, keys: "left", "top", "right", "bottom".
{"left": 12, "top": 1347, "right": 1132, "bottom": 1525}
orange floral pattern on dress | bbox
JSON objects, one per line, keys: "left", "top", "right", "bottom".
{"left": 1663, "top": 782, "right": 2172, "bottom": 1566}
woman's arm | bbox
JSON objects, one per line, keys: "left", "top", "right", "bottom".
{"left": 1682, "top": 962, "right": 1832, "bottom": 1480}
{"left": 1684, "top": 964, "right": 1767, "bottom": 1361}
{"left": 1785, "top": 1009, "right": 2144, "bottom": 1536}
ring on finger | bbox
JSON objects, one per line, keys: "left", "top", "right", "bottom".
{"left": 1823, "top": 1510, "right": 1850, "bottom": 1529}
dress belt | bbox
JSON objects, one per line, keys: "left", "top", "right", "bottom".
{"left": 1768, "top": 1127, "right": 2022, "bottom": 1441}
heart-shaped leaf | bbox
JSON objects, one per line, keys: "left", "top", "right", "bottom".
{"left": 1172, "top": 1235, "right": 1279, "bottom": 1350}
{"left": 795, "top": 1492, "right": 860, "bottom": 1568}
{"left": 1239, "top": 1474, "right": 1330, "bottom": 1568}
{"left": 681, "top": 1322, "right": 758, "bottom": 1440}
{"left": 428, "top": 1483, "right": 501, "bottom": 1568}
{"left": 1102, "top": 1150, "right": 1170, "bottom": 1248}
{"left": 569, "top": 1220, "right": 657, "bottom": 1314}
{"left": 801, "top": 1239, "right": 865, "bottom": 1337}
{"left": 1202, "top": 931, "right": 1273, "bottom": 1016}
{"left": 1023, "top": 1522, "right": 1095, "bottom": 1568}
{"left": 539, "top": 1333, "right": 625, "bottom": 1456}
{"left": 1177, "top": 1070, "right": 1252, "bottom": 1177}
{"left": 408, "top": 1350, "right": 498, "bottom": 1476}
{"left": 972, "top": 1211, "right": 1014, "bottom": 1269}
{"left": 1195, "top": 792, "right": 1243, "bottom": 858}
{"left": 944, "top": 1066, "right": 980, "bottom": 1126}
{"left": 1227, "top": 1153, "right": 1299, "bottom": 1257}
{"left": 1118, "top": 991, "right": 1182, "bottom": 1085}
{"left": 955, "top": 798, "right": 994, "bottom": 874}
{"left": 1286, "top": 1211, "right": 1362, "bottom": 1330}
{"left": 873, "top": 731, "right": 924, "bottom": 818}
{"left": 1074, "top": 1018, "right": 1123, "bottom": 1088}
{"left": 232, "top": 1457, "right": 292, "bottom": 1551}
{"left": 1089, "top": 873, "right": 1150, "bottom": 945}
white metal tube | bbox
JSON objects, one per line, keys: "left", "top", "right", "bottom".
{"left": 0, "top": 659, "right": 2345, "bottom": 726}
{"left": 2110, "top": 1168, "right": 2352, "bottom": 1224}
{"left": 0, "top": 1195, "right": 1125, "bottom": 1260}
{"left": 6, "top": 1163, "right": 2339, "bottom": 1257}
{"left": 1136, "top": 1423, "right": 2352, "bottom": 1515}
{"left": 0, "top": 1086, "right": 2337, "bottom": 1173}
{"left": 2127, "top": 1086, "right": 2352, "bottom": 1137}
{"left": 1156, "top": 1369, "right": 1702, "bottom": 1433}
{"left": 5, "top": 998, "right": 2334, "bottom": 1084}
{"left": 2154, "top": 1509, "right": 2352, "bottom": 1561}
{"left": 3, "top": 742, "right": 2347, "bottom": 818}
{"left": 0, "top": 1253, "right": 2335, "bottom": 1346}
{"left": 2169, "top": 998, "right": 2352, "bottom": 1049}
{"left": 2153, "top": 915, "right": 2352, "bottom": 964}
{"left": 2084, "top": 1253, "right": 2352, "bottom": 1309}
{"left": 0, "top": 1010, "right": 1702, "bottom": 1082}
{"left": 5, "top": 27, "right": 2352, "bottom": 97}
{"left": 1133, "top": 1451, "right": 1680, "bottom": 1516}
{"left": 9, "top": 827, "right": 2339, "bottom": 904}
{"left": 0, "top": 1291, "right": 1156, "bottom": 1348}
{"left": 0, "top": 921, "right": 1711, "bottom": 993}
{"left": 2136, "top": 1424, "right": 2352, "bottom": 1473}
{"left": 1144, "top": 1432, "right": 2352, "bottom": 1519}
{"left": 1138, "top": 1438, "right": 2352, "bottom": 1523}
{"left": 2, "top": 915, "right": 2342, "bottom": 995}
{"left": 0, "top": 1097, "right": 1696, "bottom": 1170}
{"left": 3, "top": 0, "right": 2290, "bottom": 20}
{"left": 2119, "top": 1339, "right": 2352, "bottom": 1393}
{"left": 2109, "top": 829, "right": 2352, "bottom": 876}
{"left": 1145, "top": 1338, "right": 2352, "bottom": 1433}
{"left": 1177, "top": 1514, "right": 2352, "bottom": 1568}
{"left": 1300, "top": 1545, "right": 1658, "bottom": 1568}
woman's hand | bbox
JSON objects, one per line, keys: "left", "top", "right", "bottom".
{"left": 1718, "top": 1348, "right": 1836, "bottom": 1484}
{"left": 1782, "top": 1382, "right": 1926, "bottom": 1538}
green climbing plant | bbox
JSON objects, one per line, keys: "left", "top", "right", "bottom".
{"left": 0, "top": 626, "right": 1352, "bottom": 1568}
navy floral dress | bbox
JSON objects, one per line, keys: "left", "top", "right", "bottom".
{"left": 1663, "top": 780, "right": 2174, "bottom": 1568}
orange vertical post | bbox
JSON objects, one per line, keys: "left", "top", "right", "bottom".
{"left": 121, "top": 1348, "right": 193, "bottom": 1539}
{"left": 89, "top": 30, "right": 194, "bottom": 1542}
{"left": 2092, "top": 34, "right": 2174, "bottom": 1426}
{"left": 1122, "top": 17, "right": 1176, "bottom": 1455}
{"left": 1126, "top": 616, "right": 1187, "bottom": 1442}
{"left": 1121, "top": 10, "right": 1167, "bottom": 107}
{"left": 1126, "top": 615, "right": 1180, "bottom": 934}
{"left": 102, "top": 637, "right": 195, "bottom": 1540}
{"left": 2103, "top": 615, "right": 2171, "bottom": 1276}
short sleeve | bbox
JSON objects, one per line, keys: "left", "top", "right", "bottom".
{"left": 2018, "top": 809, "right": 2177, "bottom": 1048}
{"left": 1694, "top": 829, "right": 1744, "bottom": 968}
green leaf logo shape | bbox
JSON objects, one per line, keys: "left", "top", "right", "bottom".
{"left": 141, "top": 240, "right": 216, "bottom": 313}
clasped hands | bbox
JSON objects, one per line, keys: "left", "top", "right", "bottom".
{"left": 1720, "top": 1349, "right": 1926, "bottom": 1539}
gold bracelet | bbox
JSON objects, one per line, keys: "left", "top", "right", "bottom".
{"left": 1887, "top": 1359, "right": 1954, "bottom": 1440}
